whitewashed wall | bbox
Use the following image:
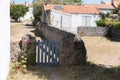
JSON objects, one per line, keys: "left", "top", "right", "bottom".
{"left": 20, "top": 7, "right": 34, "bottom": 21}
{"left": 71, "top": 14, "right": 99, "bottom": 27}
{"left": 50, "top": 10, "right": 75, "bottom": 33}
{"left": 50, "top": 10, "right": 100, "bottom": 34}
{"left": 0, "top": 0, "right": 10, "bottom": 80}
{"left": 51, "top": 10, "right": 62, "bottom": 28}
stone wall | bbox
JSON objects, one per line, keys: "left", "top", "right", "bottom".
{"left": 39, "top": 23, "right": 86, "bottom": 65}
{"left": 10, "top": 42, "right": 21, "bottom": 62}
{"left": 77, "top": 27, "right": 109, "bottom": 36}
{"left": 109, "top": 27, "right": 120, "bottom": 41}
{"left": 22, "top": 34, "right": 36, "bottom": 66}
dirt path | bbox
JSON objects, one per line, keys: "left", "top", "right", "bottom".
{"left": 10, "top": 20, "right": 40, "bottom": 43}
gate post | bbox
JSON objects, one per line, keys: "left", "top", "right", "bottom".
{"left": 60, "top": 35, "right": 87, "bottom": 65}
{"left": 22, "top": 34, "right": 36, "bottom": 66}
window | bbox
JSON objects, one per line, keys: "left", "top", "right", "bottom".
{"left": 81, "top": 16, "right": 91, "bottom": 26}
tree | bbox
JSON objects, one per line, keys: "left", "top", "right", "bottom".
{"left": 62, "top": 0, "right": 82, "bottom": 5}
{"left": 51, "top": 0, "right": 60, "bottom": 4}
{"left": 99, "top": 12, "right": 106, "bottom": 19}
{"left": 33, "top": 0, "right": 44, "bottom": 21}
{"left": 10, "top": 5, "right": 28, "bottom": 22}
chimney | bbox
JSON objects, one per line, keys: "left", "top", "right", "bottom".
{"left": 101, "top": 1, "right": 105, "bottom": 4}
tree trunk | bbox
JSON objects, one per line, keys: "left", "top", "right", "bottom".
{"left": 15, "top": 18, "right": 18, "bottom": 22}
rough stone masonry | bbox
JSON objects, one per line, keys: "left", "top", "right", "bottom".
{"left": 39, "top": 23, "right": 87, "bottom": 65}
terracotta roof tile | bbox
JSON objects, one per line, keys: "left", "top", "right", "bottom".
{"left": 44, "top": 4, "right": 99, "bottom": 14}
{"left": 84, "top": 4, "right": 114, "bottom": 9}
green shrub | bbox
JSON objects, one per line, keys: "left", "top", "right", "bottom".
{"left": 105, "top": 20, "right": 115, "bottom": 27}
{"left": 114, "top": 22, "right": 120, "bottom": 30}
{"left": 96, "top": 19, "right": 106, "bottom": 27}
{"left": 96, "top": 19, "right": 118, "bottom": 27}
{"left": 12, "top": 47, "right": 27, "bottom": 73}
{"left": 99, "top": 12, "right": 106, "bottom": 19}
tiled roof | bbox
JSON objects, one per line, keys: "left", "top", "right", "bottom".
{"left": 104, "top": 2, "right": 112, "bottom": 5}
{"left": 61, "top": 5, "right": 99, "bottom": 14}
{"left": 84, "top": 4, "right": 114, "bottom": 9}
{"left": 44, "top": 4, "right": 100, "bottom": 14}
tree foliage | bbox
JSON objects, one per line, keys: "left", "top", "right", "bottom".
{"left": 33, "top": 0, "right": 44, "bottom": 21}
{"left": 10, "top": 5, "right": 29, "bottom": 22}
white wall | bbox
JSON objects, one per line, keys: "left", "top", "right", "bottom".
{"left": 20, "top": 7, "right": 34, "bottom": 21}
{"left": 51, "top": 10, "right": 62, "bottom": 28}
{"left": 0, "top": 0, "right": 10, "bottom": 80}
{"left": 99, "top": 9, "right": 113, "bottom": 14}
{"left": 71, "top": 14, "right": 99, "bottom": 27}
{"left": 50, "top": 10, "right": 100, "bottom": 34}
{"left": 51, "top": 10, "right": 75, "bottom": 33}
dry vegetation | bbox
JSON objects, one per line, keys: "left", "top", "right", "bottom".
{"left": 8, "top": 63, "right": 120, "bottom": 80}
{"left": 81, "top": 36, "right": 120, "bottom": 67}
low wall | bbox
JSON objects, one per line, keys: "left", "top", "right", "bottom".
{"left": 39, "top": 23, "right": 86, "bottom": 65}
{"left": 22, "top": 34, "right": 36, "bottom": 66}
{"left": 77, "top": 27, "right": 109, "bottom": 36}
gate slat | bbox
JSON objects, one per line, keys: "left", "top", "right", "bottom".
{"left": 48, "top": 40, "right": 51, "bottom": 65}
{"left": 57, "top": 41, "right": 60, "bottom": 64}
{"left": 41, "top": 40, "right": 43, "bottom": 64}
{"left": 55, "top": 42, "right": 58, "bottom": 65}
{"left": 38, "top": 40, "right": 40, "bottom": 64}
{"left": 52, "top": 41, "right": 55, "bottom": 65}
{"left": 45, "top": 40, "right": 47, "bottom": 65}
{"left": 36, "top": 40, "right": 60, "bottom": 66}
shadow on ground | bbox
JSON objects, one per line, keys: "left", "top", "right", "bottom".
{"left": 24, "top": 24, "right": 33, "bottom": 27}
{"left": 27, "top": 62, "right": 120, "bottom": 80}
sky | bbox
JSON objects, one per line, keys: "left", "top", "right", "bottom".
{"left": 83, "top": 0, "right": 111, "bottom": 4}
{"left": 11, "top": 0, "right": 33, "bottom": 4}
{"left": 11, "top": 0, "right": 111, "bottom": 4}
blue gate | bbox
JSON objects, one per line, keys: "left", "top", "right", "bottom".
{"left": 36, "top": 40, "right": 60, "bottom": 66}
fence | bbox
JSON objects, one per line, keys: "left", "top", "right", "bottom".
{"left": 36, "top": 40, "right": 60, "bottom": 65}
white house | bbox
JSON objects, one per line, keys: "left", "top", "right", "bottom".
{"left": 42, "top": 3, "right": 115, "bottom": 34}
{"left": 84, "top": 4, "right": 115, "bottom": 14}
{"left": 20, "top": 3, "right": 34, "bottom": 21}
{"left": 43, "top": 4, "right": 100, "bottom": 34}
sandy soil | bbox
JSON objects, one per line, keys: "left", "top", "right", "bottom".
{"left": 10, "top": 20, "right": 40, "bottom": 43}
{"left": 81, "top": 36, "right": 120, "bottom": 67}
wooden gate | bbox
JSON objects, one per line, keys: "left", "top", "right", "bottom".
{"left": 36, "top": 40, "right": 60, "bottom": 66}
